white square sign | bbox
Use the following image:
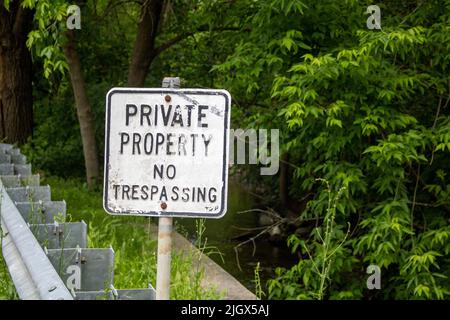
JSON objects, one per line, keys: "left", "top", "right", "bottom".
{"left": 103, "top": 88, "right": 231, "bottom": 218}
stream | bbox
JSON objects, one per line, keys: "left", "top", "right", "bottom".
{"left": 176, "top": 180, "right": 298, "bottom": 294}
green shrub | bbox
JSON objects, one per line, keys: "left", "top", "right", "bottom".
{"left": 215, "top": 0, "right": 450, "bottom": 299}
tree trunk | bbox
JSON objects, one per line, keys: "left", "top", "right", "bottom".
{"left": 0, "top": 3, "right": 33, "bottom": 144}
{"left": 127, "top": 0, "right": 164, "bottom": 87}
{"left": 64, "top": 30, "right": 99, "bottom": 189}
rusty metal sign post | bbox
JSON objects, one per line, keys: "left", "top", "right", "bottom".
{"left": 103, "top": 77, "right": 231, "bottom": 299}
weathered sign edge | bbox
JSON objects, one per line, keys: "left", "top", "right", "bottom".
{"left": 103, "top": 88, "right": 231, "bottom": 219}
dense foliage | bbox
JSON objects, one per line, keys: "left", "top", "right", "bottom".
{"left": 2, "top": 0, "right": 448, "bottom": 299}
{"left": 213, "top": 0, "right": 450, "bottom": 299}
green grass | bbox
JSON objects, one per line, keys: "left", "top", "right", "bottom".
{"left": 0, "top": 186, "right": 18, "bottom": 299}
{"left": 0, "top": 176, "right": 222, "bottom": 300}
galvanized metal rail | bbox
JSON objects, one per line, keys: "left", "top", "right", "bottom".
{"left": 0, "top": 143, "right": 155, "bottom": 300}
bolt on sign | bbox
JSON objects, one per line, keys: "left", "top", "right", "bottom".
{"left": 104, "top": 88, "right": 231, "bottom": 218}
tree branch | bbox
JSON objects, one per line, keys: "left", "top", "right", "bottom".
{"left": 153, "top": 26, "right": 245, "bottom": 57}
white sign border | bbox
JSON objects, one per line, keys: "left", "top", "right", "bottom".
{"left": 103, "top": 87, "right": 231, "bottom": 219}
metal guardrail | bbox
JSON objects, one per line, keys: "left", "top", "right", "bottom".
{"left": 0, "top": 143, "right": 155, "bottom": 300}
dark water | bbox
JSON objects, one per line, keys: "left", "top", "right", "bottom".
{"left": 176, "top": 181, "right": 297, "bottom": 294}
